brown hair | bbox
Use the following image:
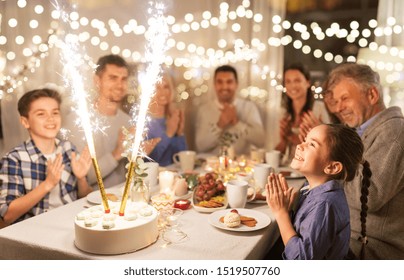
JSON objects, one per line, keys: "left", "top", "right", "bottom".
{"left": 282, "top": 62, "right": 314, "bottom": 122}
{"left": 214, "top": 65, "right": 238, "bottom": 83}
{"left": 324, "top": 123, "right": 372, "bottom": 259}
{"left": 95, "top": 54, "right": 129, "bottom": 76}
{"left": 18, "top": 88, "right": 62, "bottom": 118}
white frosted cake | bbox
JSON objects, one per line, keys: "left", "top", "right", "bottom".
{"left": 74, "top": 201, "right": 159, "bottom": 255}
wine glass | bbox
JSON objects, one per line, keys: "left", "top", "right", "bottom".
{"left": 160, "top": 208, "right": 188, "bottom": 244}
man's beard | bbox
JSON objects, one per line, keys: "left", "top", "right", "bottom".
{"left": 108, "top": 93, "right": 126, "bottom": 103}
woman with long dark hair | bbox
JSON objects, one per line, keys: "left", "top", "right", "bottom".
{"left": 275, "top": 63, "right": 330, "bottom": 165}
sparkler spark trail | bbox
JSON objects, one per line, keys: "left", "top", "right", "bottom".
{"left": 58, "top": 38, "right": 95, "bottom": 156}
{"left": 129, "top": 2, "right": 170, "bottom": 161}
{"left": 55, "top": 1, "right": 110, "bottom": 212}
{"left": 119, "top": 2, "right": 170, "bottom": 215}
{"left": 53, "top": 1, "right": 96, "bottom": 156}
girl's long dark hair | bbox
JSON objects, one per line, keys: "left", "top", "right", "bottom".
{"left": 359, "top": 160, "right": 372, "bottom": 259}
{"left": 325, "top": 124, "right": 372, "bottom": 259}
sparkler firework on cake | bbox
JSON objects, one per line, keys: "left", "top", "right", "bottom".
{"left": 57, "top": 1, "right": 170, "bottom": 254}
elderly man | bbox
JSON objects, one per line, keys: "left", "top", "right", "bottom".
{"left": 325, "top": 63, "right": 404, "bottom": 259}
{"left": 195, "top": 65, "right": 264, "bottom": 156}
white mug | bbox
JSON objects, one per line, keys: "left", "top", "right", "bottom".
{"left": 173, "top": 150, "right": 196, "bottom": 172}
{"left": 254, "top": 163, "right": 275, "bottom": 189}
{"left": 265, "top": 150, "right": 281, "bottom": 169}
{"left": 226, "top": 180, "right": 256, "bottom": 208}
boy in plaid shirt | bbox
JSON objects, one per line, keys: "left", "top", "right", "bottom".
{"left": 0, "top": 89, "right": 93, "bottom": 227}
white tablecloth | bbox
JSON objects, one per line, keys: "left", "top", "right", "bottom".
{"left": 0, "top": 178, "right": 305, "bottom": 260}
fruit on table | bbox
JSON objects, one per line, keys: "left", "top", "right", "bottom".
{"left": 194, "top": 172, "right": 225, "bottom": 202}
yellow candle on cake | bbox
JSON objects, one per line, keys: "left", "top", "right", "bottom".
{"left": 119, "top": 161, "right": 136, "bottom": 216}
{"left": 91, "top": 158, "right": 110, "bottom": 213}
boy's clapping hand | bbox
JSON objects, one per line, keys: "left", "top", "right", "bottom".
{"left": 45, "top": 153, "right": 64, "bottom": 191}
{"left": 71, "top": 146, "right": 92, "bottom": 179}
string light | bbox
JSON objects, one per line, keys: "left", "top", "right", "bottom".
{"left": 1, "top": 1, "right": 403, "bottom": 102}
{"left": 0, "top": 28, "right": 57, "bottom": 98}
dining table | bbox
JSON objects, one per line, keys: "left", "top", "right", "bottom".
{"left": 0, "top": 165, "right": 305, "bottom": 260}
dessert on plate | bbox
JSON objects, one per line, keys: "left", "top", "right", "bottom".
{"left": 223, "top": 211, "right": 241, "bottom": 228}
{"left": 219, "top": 209, "right": 258, "bottom": 228}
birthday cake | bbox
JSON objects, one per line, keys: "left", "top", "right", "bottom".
{"left": 74, "top": 201, "right": 159, "bottom": 255}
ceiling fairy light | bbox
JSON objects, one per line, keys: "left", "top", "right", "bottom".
{"left": 1, "top": 28, "right": 57, "bottom": 97}
{"left": 34, "top": 5, "right": 44, "bottom": 14}
{"left": 17, "top": 0, "right": 27, "bottom": 8}
{"left": 2, "top": 1, "right": 403, "bottom": 101}
{"left": 8, "top": 18, "right": 18, "bottom": 28}
{"left": 46, "top": 3, "right": 392, "bottom": 66}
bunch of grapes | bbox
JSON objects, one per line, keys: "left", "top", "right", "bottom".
{"left": 194, "top": 172, "right": 226, "bottom": 202}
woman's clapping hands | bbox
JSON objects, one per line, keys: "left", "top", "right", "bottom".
{"left": 166, "top": 108, "right": 185, "bottom": 137}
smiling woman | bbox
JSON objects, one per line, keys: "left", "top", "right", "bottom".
{"left": 145, "top": 72, "right": 187, "bottom": 166}
{"left": 275, "top": 63, "right": 330, "bottom": 165}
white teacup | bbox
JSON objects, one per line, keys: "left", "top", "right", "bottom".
{"left": 226, "top": 180, "right": 256, "bottom": 208}
{"left": 265, "top": 150, "right": 281, "bottom": 169}
{"left": 173, "top": 150, "right": 196, "bottom": 172}
{"left": 254, "top": 163, "right": 275, "bottom": 189}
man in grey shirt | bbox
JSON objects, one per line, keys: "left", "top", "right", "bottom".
{"left": 65, "top": 55, "right": 158, "bottom": 188}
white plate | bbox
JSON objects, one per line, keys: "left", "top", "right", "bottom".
{"left": 192, "top": 193, "right": 228, "bottom": 213}
{"left": 193, "top": 202, "right": 228, "bottom": 213}
{"left": 208, "top": 209, "right": 271, "bottom": 232}
{"left": 277, "top": 167, "right": 305, "bottom": 179}
{"left": 86, "top": 189, "right": 123, "bottom": 204}
{"left": 192, "top": 186, "right": 227, "bottom": 213}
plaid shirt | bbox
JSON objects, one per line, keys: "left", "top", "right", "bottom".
{"left": 0, "top": 138, "right": 79, "bottom": 223}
